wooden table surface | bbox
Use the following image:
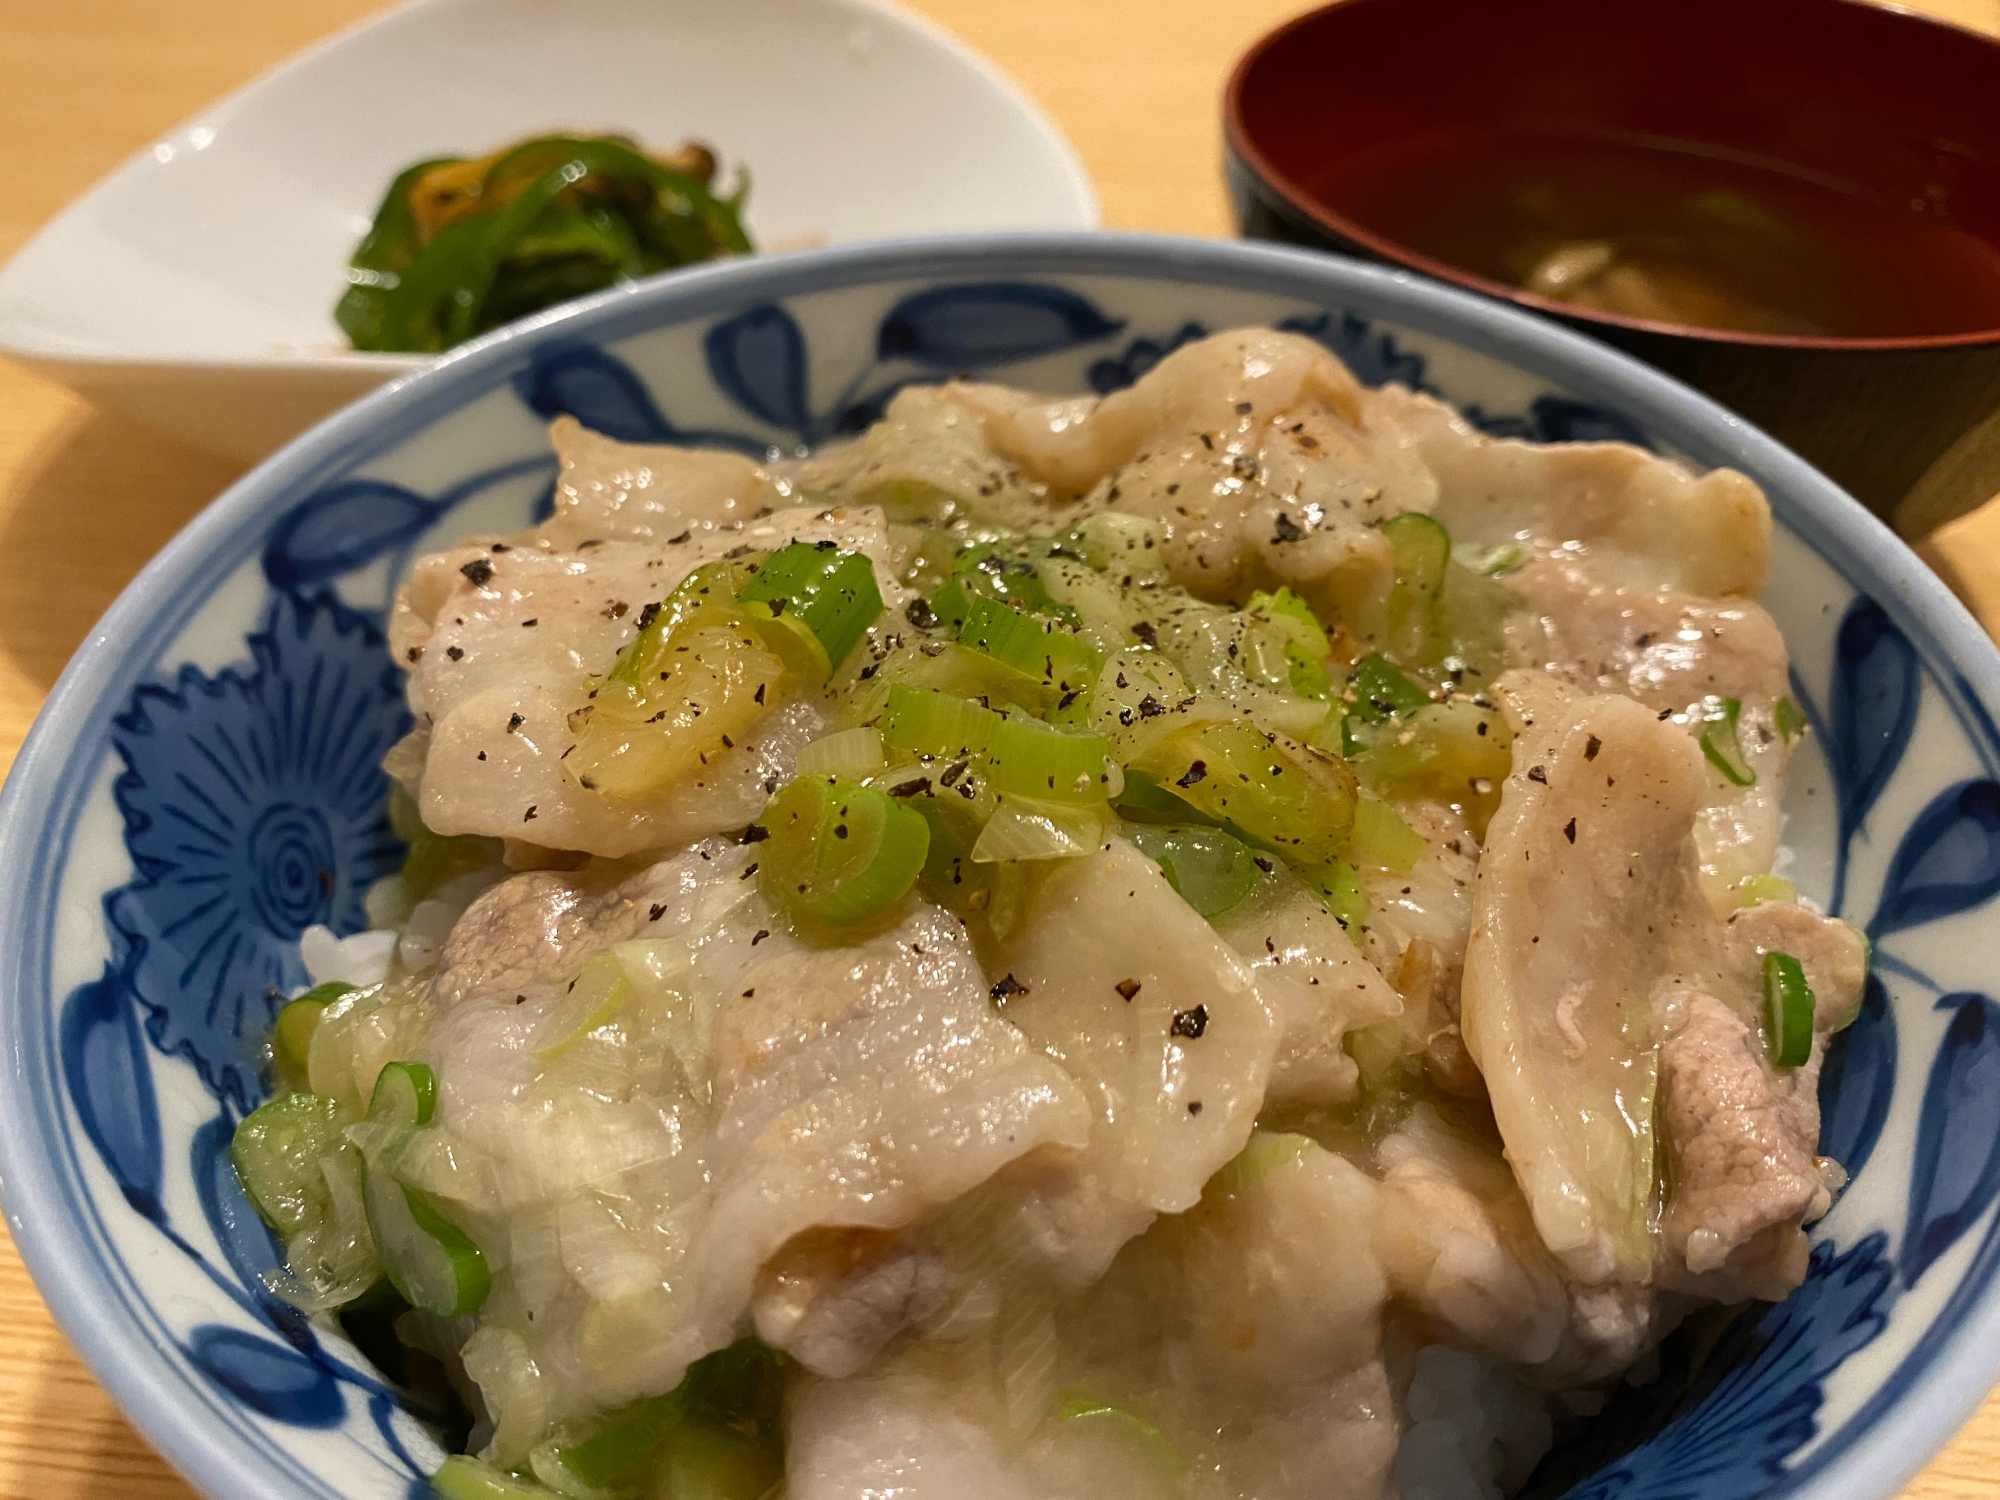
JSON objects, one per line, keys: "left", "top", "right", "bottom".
{"left": 6, "top": 1, "right": 2000, "bottom": 1496}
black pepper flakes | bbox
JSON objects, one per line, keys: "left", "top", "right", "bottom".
{"left": 889, "top": 777, "right": 933, "bottom": 798}
{"left": 751, "top": 929, "right": 771, "bottom": 946}
{"left": 1170, "top": 1005, "right": 1209, "bottom": 1039}
{"left": 1527, "top": 765, "right": 1548, "bottom": 783}
{"left": 460, "top": 558, "right": 494, "bottom": 587}
{"left": 649, "top": 903, "right": 668, "bottom": 921}
{"left": 445, "top": 645, "right": 464, "bottom": 661}
{"left": 1272, "top": 512, "right": 1305, "bottom": 544}
{"left": 523, "top": 805, "right": 538, "bottom": 822}
{"left": 991, "top": 973, "right": 1026, "bottom": 1000}
{"left": 1187, "top": 1100, "right": 1203, "bottom": 1116}
{"left": 741, "top": 823, "right": 770, "bottom": 844}
{"left": 1115, "top": 978, "right": 1142, "bottom": 1001}
{"left": 1177, "top": 760, "right": 1208, "bottom": 789}
{"left": 507, "top": 713, "right": 525, "bottom": 733}
{"left": 1564, "top": 817, "right": 1577, "bottom": 843}
{"left": 1131, "top": 621, "right": 1158, "bottom": 648}
{"left": 1584, "top": 734, "right": 1602, "bottom": 761}
{"left": 905, "top": 597, "right": 937, "bottom": 630}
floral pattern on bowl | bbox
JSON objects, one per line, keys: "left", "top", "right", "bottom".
{"left": 5, "top": 235, "right": 2000, "bottom": 1500}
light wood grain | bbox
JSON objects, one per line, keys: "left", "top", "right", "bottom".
{"left": 3, "top": 2, "right": 2000, "bottom": 1498}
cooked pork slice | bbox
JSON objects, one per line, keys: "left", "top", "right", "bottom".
{"left": 540, "top": 415, "right": 795, "bottom": 549}
{"left": 428, "top": 837, "right": 755, "bottom": 1007}
{"left": 985, "top": 839, "right": 1282, "bottom": 1281}
{"left": 1209, "top": 867, "right": 1403, "bottom": 1106}
{"left": 752, "top": 1227, "right": 951, "bottom": 1380}
{"left": 1657, "top": 900, "right": 1867, "bottom": 1299}
{"left": 418, "top": 862, "right": 1088, "bottom": 1430}
{"left": 1377, "top": 385, "right": 1770, "bottom": 598}
{"left": 386, "top": 506, "right": 899, "bottom": 857}
{"left": 1462, "top": 674, "right": 1714, "bottom": 1285}
{"left": 1506, "top": 559, "right": 1791, "bottom": 715}
{"left": 1465, "top": 671, "right": 1864, "bottom": 1308}
{"left": 943, "top": 330, "right": 1439, "bottom": 630}
{"left": 783, "top": 383, "right": 1073, "bottom": 533}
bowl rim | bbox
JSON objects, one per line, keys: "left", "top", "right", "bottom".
{"left": 1222, "top": 0, "right": 2000, "bottom": 353}
{"left": 5, "top": 230, "right": 2000, "bottom": 1500}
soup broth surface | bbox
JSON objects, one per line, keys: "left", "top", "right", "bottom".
{"left": 1313, "top": 129, "right": 2000, "bottom": 338}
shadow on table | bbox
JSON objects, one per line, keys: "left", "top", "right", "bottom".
{"left": 0, "top": 398, "right": 242, "bottom": 693}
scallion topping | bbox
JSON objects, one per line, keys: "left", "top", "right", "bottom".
{"left": 1763, "top": 950, "right": 1815, "bottom": 1067}
{"left": 1700, "top": 696, "right": 1757, "bottom": 786}
{"left": 985, "top": 714, "right": 1115, "bottom": 803}
{"left": 737, "top": 542, "right": 884, "bottom": 674}
{"left": 761, "top": 776, "right": 930, "bottom": 925}
{"left": 956, "top": 594, "right": 1099, "bottom": 698}
{"left": 1127, "top": 824, "right": 1261, "bottom": 919}
{"left": 1382, "top": 512, "right": 1451, "bottom": 666}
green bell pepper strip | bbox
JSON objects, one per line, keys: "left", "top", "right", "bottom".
{"left": 1763, "top": 950, "right": 1815, "bottom": 1067}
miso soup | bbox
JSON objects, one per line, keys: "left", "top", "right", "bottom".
{"left": 1312, "top": 129, "right": 2000, "bottom": 339}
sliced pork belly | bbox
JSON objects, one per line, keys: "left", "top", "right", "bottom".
{"left": 406, "top": 846, "right": 1087, "bottom": 1434}
{"left": 387, "top": 505, "right": 898, "bottom": 857}
{"left": 542, "top": 414, "right": 794, "bottom": 548}
{"left": 1209, "top": 867, "right": 1403, "bottom": 1106}
{"left": 984, "top": 838, "right": 1282, "bottom": 1282}
{"left": 1379, "top": 384, "right": 1770, "bottom": 599}
{"left": 1463, "top": 672, "right": 1865, "bottom": 1309}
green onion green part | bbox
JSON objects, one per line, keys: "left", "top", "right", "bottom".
{"left": 1347, "top": 654, "right": 1431, "bottom": 723}
{"left": 985, "top": 714, "right": 1115, "bottom": 803}
{"left": 430, "top": 1456, "right": 560, "bottom": 1500}
{"left": 273, "top": 982, "right": 354, "bottom": 1075}
{"left": 760, "top": 776, "right": 930, "bottom": 925}
{"left": 1382, "top": 512, "right": 1452, "bottom": 665}
{"left": 1774, "top": 695, "right": 1806, "bottom": 741}
{"left": 956, "top": 594, "right": 1099, "bottom": 698}
{"left": 737, "top": 542, "right": 884, "bottom": 674}
{"left": 1298, "top": 858, "right": 1369, "bottom": 941}
{"left": 368, "top": 1060, "right": 438, "bottom": 1128}
{"left": 880, "top": 683, "right": 1001, "bottom": 759}
{"left": 1762, "top": 950, "right": 1815, "bottom": 1067}
{"left": 364, "top": 1165, "right": 490, "bottom": 1317}
{"left": 1700, "top": 697, "right": 1757, "bottom": 786}
{"left": 1126, "top": 824, "right": 1261, "bottom": 919}
{"left": 231, "top": 1092, "right": 350, "bottom": 1239}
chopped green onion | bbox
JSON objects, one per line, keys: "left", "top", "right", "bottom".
{"left": 737, "top": 542, "right": 884, "bottom": 674}
{"left": 969, "top": 798, "right": 1106, "bottom": 863}
{"left": 529, "top": 1391, "right": 686, "bottom": 1497}
{"left": 231, "top": 1092, "right": 350, "bottom": 1239}
{"left": 1298, "top": 858, "right": 1369, "bottom": 941}
{"left": 794, "top": 726, "right": 887, "bottom": 780}
{"left": 1774, "top": 695, "right": 1806, "bottom": 741}
{"left": 431, "top": 1456, "right": 560, "bottom": 1500}
{"left": 760, "top": 777, "right": 930, "bottom": 925}
{"left": 881, "top": 683, "right": 1001, "bottom": 759}
{"left": 274, "top": 982, "right": 354, "bottom": 1075}
{"left": 1457, "top": 541, "right": 1526, "bottom": 576}
{"left": 363, "top": 1163, "right": 489, "bottom": 1317}
{"left": 367, "top": 1061, "right": 437, "bottom": 1128}
{"left": 1127, "top": 718, "right": 1356, "bottom": 865}
{"left": 1349, "top": 698, "right": 1513, "bottom": 835}
{"left": 1737, "top": 873, "right": 1797, "bottom": 907}
{"left": 1382, "top": 512, "right": 1452, "bottom": 665}
{"left": 1762, "top": 950, "right": 1815, "bottom": 1067}
{"left": 985, "top": 715, "right": 1116, "bottom": 803}
{"left": 531, "top": 952, "right": 630, "bottom": 1060}
{"left": 1247, "top": 587, "right": 1337, "bottom": 701}
{"left": 1700, "top": 697, "right": 1757, "bottom": 786}
{"left": 927, "top": 576, "right": 977, "bottom": 634}
{"left": 1126, "top": 824, "right": 1261, "bottom": 919}
{"left": 1348, "top": 797, "right": 1428, "bottom": 874}
{"left": 651, "top": 1414, "right": 784, "bottom": 1500}
{"left": 1114, "top": 768, "right": 1214, "bottom": 825}
{"left": 949, "top": 543, "right": 1077, "bottom": 622}
{"left": 1058, "top": 1390, "right": 1191, "bottom": 1487}
{"left": 1346, "top": 653, "right": 1431, "bottom": 727}
{"left": 957, "top": 595, "right": 1100, "bottom": 698}
{"left": 574, "top": 564, "right": 784, "bottom": 799}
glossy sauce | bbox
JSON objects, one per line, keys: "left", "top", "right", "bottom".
{"left": 1312, "top": 130, "right": 2000, "bottom": 338}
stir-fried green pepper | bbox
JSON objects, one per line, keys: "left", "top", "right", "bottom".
{"left": 337, "top": 135, "right": 753, "bottom": 353}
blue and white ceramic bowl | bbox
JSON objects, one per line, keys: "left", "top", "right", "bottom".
{"left": 4, "top": 234, "right": 1999, "bottom": 1500}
